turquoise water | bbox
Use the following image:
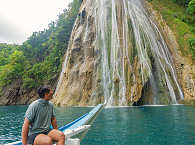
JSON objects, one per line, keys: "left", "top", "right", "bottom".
{"left": 0, "top": 105, "right": 195, "bottom": 145}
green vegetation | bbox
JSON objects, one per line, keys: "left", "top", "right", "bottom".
{"left": 172, "top": 0, "right": 191, "bottom": 7}
{"left": 148, "top": 0, "right": 195, "bottom": 61}
{"left": 187, "top": 0, "right": 195, "bottom": 14}
{"left": 0, "top": 0, "right": 81, "bottom": 91}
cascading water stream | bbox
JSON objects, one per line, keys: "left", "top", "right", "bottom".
{"left": 94, "top": 0, "right": 183, "bottom": 106}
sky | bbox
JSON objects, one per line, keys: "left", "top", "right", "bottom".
{"left": 0, "top": 0, "right": 73, "bottom": 44}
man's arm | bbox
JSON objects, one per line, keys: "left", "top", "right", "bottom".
{"left": 22, "top": 118, "right": 30, "bottom": 145}
{"left": 51, "top": 117, "right": 58, "bottom": 129}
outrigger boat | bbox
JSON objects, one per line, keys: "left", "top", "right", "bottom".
{"left": 6, "top": 104, "right": 103, "bottom": 145}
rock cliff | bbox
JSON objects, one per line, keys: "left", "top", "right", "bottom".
{"left": 53, "top": 0, "right": 193, "bottom": 106}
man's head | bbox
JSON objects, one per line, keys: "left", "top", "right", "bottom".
{"left": 38, "top": 86, "right": 53, "bottom": 100}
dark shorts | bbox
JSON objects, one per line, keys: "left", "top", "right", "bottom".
{"left": 27, "top": 129, "right": 52, "bottom": 145}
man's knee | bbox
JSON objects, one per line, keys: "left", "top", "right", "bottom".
{"left": 45, "top": 137, "right": 53, "bottom": 145}
{"left": 34, "top": 135, "right": 53, "bottom": 145}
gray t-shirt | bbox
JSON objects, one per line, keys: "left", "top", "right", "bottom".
{"left": 25, "top": 99, "right": 55, "bottom": 136}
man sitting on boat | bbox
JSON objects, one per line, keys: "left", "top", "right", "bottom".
{"left": 22, "top": 86, "right": 65, "bottom": 145}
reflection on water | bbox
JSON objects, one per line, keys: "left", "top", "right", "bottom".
{"left": 0, "top": 105, "right": 195, "bottom": 145}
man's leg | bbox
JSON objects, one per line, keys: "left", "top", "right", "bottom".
{"left": 34, "top": 134, "right": 53, "bottom": 145}
{"left": 48, "top": 129, "right": 65, "bottom": 145}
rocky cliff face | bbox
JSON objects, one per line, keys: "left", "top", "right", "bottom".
{"left": 145, "top": 1, "right": 195, "bottom": 105}
{"left": 53, "top": 0, "right": 192, "bottom": 106}
{"left": 53, "top": 0, "right": 103, "bottom": 106}
{"left": 0, "top": 77, "right": 58, "bottom": 105}
{"left": 53, "top": 0, "right": 143, "bottom": 106}
{"left": 0, "top": 80, "right": 38, "bottom": 105}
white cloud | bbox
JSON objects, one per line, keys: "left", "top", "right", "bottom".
{"left": 0, "top": 16, "right": 25, "bottom": 44}
{"left": 0, "top": 0, "right": 73, "bottom": 44}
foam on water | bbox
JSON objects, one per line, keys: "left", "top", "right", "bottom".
{"left": 171, "top": 104, "right": 184, "bottom": 106}
{"left": 143, "top": 105, "right": 168, "bottom": 107}
{"left": 104, "top": 106, "right": 142, "bottom": 109}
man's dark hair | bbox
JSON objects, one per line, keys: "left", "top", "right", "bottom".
{"left": 38, "top": 86, "right": 50, "bottom": 98}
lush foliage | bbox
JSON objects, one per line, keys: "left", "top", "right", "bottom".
{"left": 0, "top": 45, "right": 27, "bottom": 87}
{"left": 149, "top": 0, "right": 195, "bottom": 62}
{"left": 0, "top": 0, "right": 81, "bottom": 91}
{"left": 172, "top": 0, "right": 191, "bottom": 7}
{"left": 187, "top": 0, "right": 195, "bottom": 15}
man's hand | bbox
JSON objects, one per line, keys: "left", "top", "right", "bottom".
{"left": 22, "top": 118, "right": 30, "bottom": 145}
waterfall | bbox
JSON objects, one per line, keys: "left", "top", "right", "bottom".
{"left": 54, "top": 0, "right": 184, "bottom": 106}
{"left": 95, "top": 0, "right": 183, "bottom": 105}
